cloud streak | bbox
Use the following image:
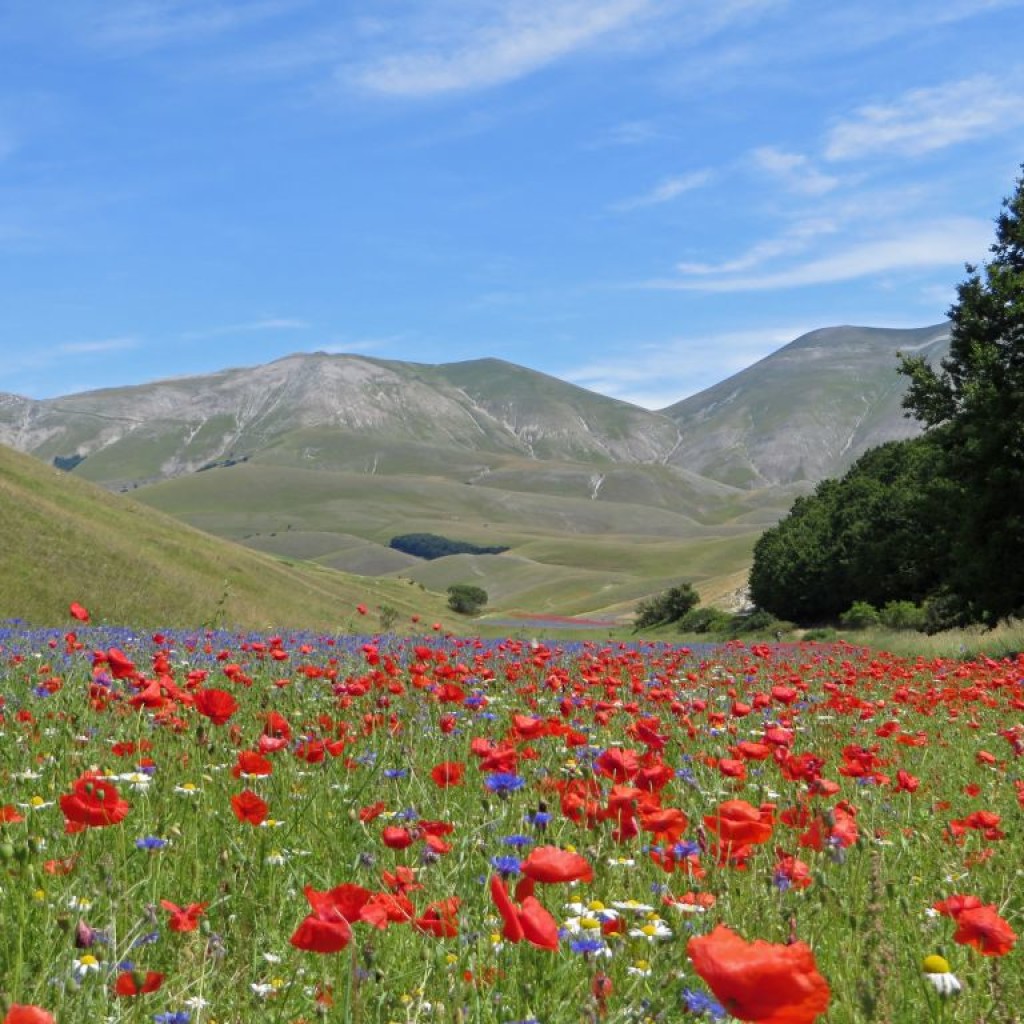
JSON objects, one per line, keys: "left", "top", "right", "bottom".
{"left": 59, "top": 337, "right": 140, "bottom": 355}
{"left": 825, "top": 75, "right": 1024, "bottom": 160}
{"left": 610, "top": 169, "right": 713, "bottom": 211}
{"left": 656, "top": 217, "right": 992, "bottom": 292}
{"left": 350, "top": 0, "right": 654, "bottom": 97}
{"left": 86, "top": 0, "right": 300, "bottom": 52}
{"left": 181, "top": 318, "right": 310, "bottom": 340}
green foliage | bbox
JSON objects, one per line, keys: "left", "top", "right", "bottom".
{"left": 839, "top": 602, "right": 881, "bottom": 630}
{"left": 633, "top": 583, "right": 700, "bottom": 630}
{"left": 446, "top": 583, "right": 489, "bottom": 615}
{"left": 898, "top": 165, "right": 1024, "bottom": 624}
{"left": 390, "top": 533, "right": 510, "bottom": 560}
{"left": 726, "top": 608, "right": 791, "bottom": 636}
{"left": 378, "top": 604, "right": 399, "bottom": 632}
{"left": 802, "top": 627, "right": 837, "bottom": 641}
{"left": 751, "top": 168, "right": 1024, "bottom": 628}
{"left": 677, "top": 606, "right": 733, "bottom": 634}
{"left": 0, "top": 445, "right": 448, "bottom": 629}
{"left": 750, "top": 438, "right": 954, "bottom": 623}
{"left": 878, "top": 600, "right": 926, "bottom": 632}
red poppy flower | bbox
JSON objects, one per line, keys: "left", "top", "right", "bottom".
{"left": 194, "top": 688, "right": 239, "bottom": 725}
{"left": 688, "top": 924, "right": 830, "bottom": 1023}
{"left": 4, "top": 1006, "right": 56, "bottom": 1024}
{"left": 60, "top": 772, "right": 130, "bottom": 832}
{"left": 359, "top": 801, "right": 387, "bottom": 822}
{"left": 0, "top": 804, "right": 24, "bottom": 823}
{"left": 69, "top": 602, "right": 90, "bottom": 623}
{"left": 230, "top": 790, "right": 268, "bottom": 826}
{"left": 381, "top": 825, "right": 414, "bottom": 849}
{"left": 520, "top": 846, "right": 594, "bottom": 884}
{"left": 952, "top": 905, "right": 1017, "bottom": 956}
{"left": 490, "top": 875, "right": 559, "bottom": 951}
{"left": 290, "top": 883, "right": 371, "bottom": 953}
{"left": 160, "top": 899, "right": 208, "bottom": 932}
{"left": 232, "top": 751, "right": 273, "bottom": 778}
{"left": 114, "top": 970, "right": 165, "bottom": 996}
{"left": 594, "top": 747, "right": 640, "bottom": 782}
{"left": 414, "top": 896, "right": 461, "bottom": 937}
{"left": 704, "top": 800, "right": 774, "bottom": 847}
{"left": 105, "top": 648, "right": 137, "bottom": 680}
{"left": 430, "top": 761, "right": 466, "bottom": 788}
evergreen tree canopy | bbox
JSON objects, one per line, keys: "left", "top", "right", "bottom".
{"left": 898, "top": 166, "right": 1024, "bottom": 623}
{"left": 749, "top": 439, "right": 953, "bottom": 623}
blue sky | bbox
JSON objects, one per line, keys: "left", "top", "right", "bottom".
{"left": 1, "top": 1, "right": 1022, "bottom": 408}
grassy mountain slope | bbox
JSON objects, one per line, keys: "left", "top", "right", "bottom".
{"left": 662, "top": 324, "right": 949, "bottom": 487}
{"left": 0, "top": 324, "right": 952, "bottom": 622}
{"left": 0, "top": 444, "right": 446, "bottom": 629}
{"left": 0, "top": 353, "right": 682, "bottom": 488}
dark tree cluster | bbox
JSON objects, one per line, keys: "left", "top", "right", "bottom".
{"left": 633, "top": 583, "right": 700, "bottom": 630}
{"left": 751, "top": 166, "right": 1024, "bottom": 628}
{"left": 389, "top": 533, "right": 510, "bottom": 560}
{"left": 447, "top": 584, "right": 489, "bottom": 615}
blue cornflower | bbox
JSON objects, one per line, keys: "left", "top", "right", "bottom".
{"left": 132, "top": 931, "right": 161, "bottom": 947}
{"left": 135, "top": 836, "right": 168, "bottom": 851}
{"left": 673, "top": 840, "right": 700, "bottom": 858}
{"left": 682, "top": 988, "right": 727, "bottom": 1019}
{"left": 525, "top": 810, "right": 552, "bottom": 830}
{"left": 384, "top": 768, "right": 408, "bottom": 779}
{"left": 153, "top": 1013, "right": 191, "bottom": 1024}
{"left": 569, "top": 938, "right": 606, "bottom": 956}
{"left": 484, "top": 772, "right": 526, "bottom": 797}
{"left": 490, "top": 855, "right": 521, "bottom": 877}
{"left": 501, "top": 833, "right": 533, "bottom": 848}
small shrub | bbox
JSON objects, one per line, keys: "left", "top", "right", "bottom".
{"left": 839, "top": 601, "right": 881, "bottom": 630}
{"left": 677, "top": 606, "right": 732, "bottom": 635}
{"left": 378, "top": 604, "right": 399, "bottom": 632}
{"left": 633, "top": 584, "right": 700, "bottom": 631}
{"left": 727, "top": 609, "right": 791, "bottom": 637}
{"left": 879, "top": 600, "right": 926, "bottom": 632}
{"left": 447, "top": 584, "right": 488, "bottom": 615}
{"left": 802, "top": 627, "right": 838, "bottom": 642}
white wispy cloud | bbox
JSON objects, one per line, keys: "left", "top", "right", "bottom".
{"left": 182, "top": 318, "right": 310, "bottom": 340}
{"left": 611, "top": 169, "right": 713, "bottom": 212}
{"left": 58, "top": 337, "right": 140, "bottom": 355}
{"left": 350, "top": 0, "right": 654, "bottom": 97}
{"left": 564, "top": 325, "right": 815, "bottom": 408}
{"left": 825, "top": 75, "right": 1024, "bottom": 160}
{"left": 675, "top": 218, "right": 838, "bottom": 275}
{"left": 657, "top": 217, "right": 991, "bottom": 292}
{"left": 85, "top": 0, "right": 300, "bottom": 51}
{"left": 751, "top": 147, "right": 840, "bottom": 196}
{"left": 590, "top": 119, "right": 665, "bottom": 148}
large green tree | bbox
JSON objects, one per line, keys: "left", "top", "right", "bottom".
{"left": 749, "top": 438, "right": 953, "bottom": 622}
{"left": 899, "top": 166, "right": 1024, "bottom": 623}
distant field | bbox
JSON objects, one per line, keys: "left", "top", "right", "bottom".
{"left": 136, "top": 459, "right": 763, "bottom": 617}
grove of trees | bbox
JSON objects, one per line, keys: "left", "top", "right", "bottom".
{"left": 750, "top": 166, "right": 1024, "bottom": 628}
{"left": 390, "top": 533, "right": 509, "bottom": 560}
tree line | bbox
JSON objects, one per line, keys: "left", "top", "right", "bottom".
{"left": 750, "top": 167, "right": 1024, "bottom": 630}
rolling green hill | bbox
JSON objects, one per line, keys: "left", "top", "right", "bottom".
{"left": 0, "top": 444, "right": 447, "bottom": 629}
{"left": 0, "top": 324, "right": 948, "bottom": 622}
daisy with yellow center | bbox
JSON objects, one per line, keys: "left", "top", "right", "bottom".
{"left": 922, "top": 954, "right": 961, "bottom": 997}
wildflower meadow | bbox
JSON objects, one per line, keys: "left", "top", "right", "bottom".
{"left": 0, "top": 604, "right": 1021, "bottom": 1023}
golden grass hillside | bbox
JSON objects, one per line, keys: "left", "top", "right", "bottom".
{"left": 0, "top": 444, "right": 446, "bottom": 630}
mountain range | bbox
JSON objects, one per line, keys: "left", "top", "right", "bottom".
{"left": 0, "top": 323, "right": 950, "bottom": 623}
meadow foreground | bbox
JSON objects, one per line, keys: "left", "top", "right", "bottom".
{"left": 0, "top": 611, "right": 1020, "bottom": 1023}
